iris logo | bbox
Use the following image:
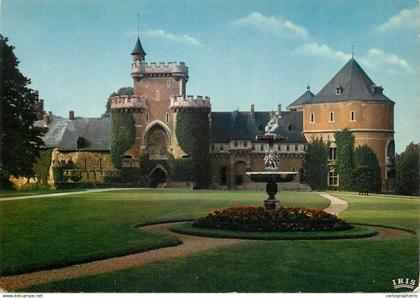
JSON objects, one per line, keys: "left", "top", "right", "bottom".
{"left": 392, "top": 278, "right": 416, "bottom": 290}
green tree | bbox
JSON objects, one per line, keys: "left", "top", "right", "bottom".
{"left": 303, "top": 140, "right": 329, "bottom": 190}
{"left": 354, "top": 145, "right": 381, "bottom": 192}
{"left": 335, "top": 128, "right": 354, "bottom": 190}
{"left": 351, "top": 166, "right": 374, "bottom": 195}
{"left": 103, "top": 87, "right": 134, "bottom": 117}
{"left": 32, "top": 149, "right": 53, "bottom": 185}
{"left": 110, "top": 112, "right": 135, "bottom": 169}
{"left": 396, "top": 142, "right": 419, "bottom": 196}
{"left": 0, "top": 35, "right": 44, "bottom": 189}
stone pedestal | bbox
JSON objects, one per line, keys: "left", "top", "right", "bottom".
{"left": 264, "top": 199, "right": 280, "bottom": 210}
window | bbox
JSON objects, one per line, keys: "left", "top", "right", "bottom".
{"left": 286, "top": 144, "right": 290, "bottom": 151}
{"left": 336, "top": 85, "right": 343, "bottom": 95}
{"left": 167, "top": 80, "right": 171, "bottom": 88}
{"left": 329, "top": 112, "right": 335, "bottom": 122}
{"left": 350, "top": 111, "right": 356, "bottom": 121}
{"left": 328, "top": 171, "right": 339, "bottom": 186}
{"left": 146, "top": 112, "right": 149, "bottom": 124}
{"left": 292, "top": 167, "right": 295, "bottom": 172}
{"left": 329, "top": 147, "right": 337, "bottom": 160}
{"left": 219, "top": 167, "right": 227, "bottom": 185}
{"left": 234, "top": 141, "right": 238, "bottom": 147}
{"left": 210, "top": 144, "right": 215, "bottom": 152}
{"left": 156, "top": 90, "right": 160, "bottom": 101}
{"left": 166, "top": 112, "right": 169, "bottom": 123}
{"left": 144, "top": 80, "right": 149, "bottom": 87}
{"left": 310, "top": 113, "right": 315, "bottom": 123}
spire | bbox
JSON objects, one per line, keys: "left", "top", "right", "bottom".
{"left": 131, "top": 37, "right": 147, "bottom": 56}
{"left": 131, "top": 12, "right": 146, "bottom": 61}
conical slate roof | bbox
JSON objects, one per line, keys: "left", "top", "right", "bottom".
{"left": 287, "top": 87, "right": 315, "bottom": 110}
{"left": 309, "top": 58, "right": 393, "bottom": 104}
{"left": 131, "top": 37, "right": 147, "bottom": 56}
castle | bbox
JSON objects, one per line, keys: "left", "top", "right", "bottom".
{"left": 35, "top": 36, "right": 396, "bottom": 192}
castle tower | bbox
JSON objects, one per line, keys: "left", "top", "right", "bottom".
{"left": 110, "top": 37, "right": 211, "bottom": 186}
{"left": 302, "top": 58, "right": 395, "bottom": 192}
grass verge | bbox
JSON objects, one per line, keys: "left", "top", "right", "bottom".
{"left": 170, "top": 222, "right": 377, "bottom": 240}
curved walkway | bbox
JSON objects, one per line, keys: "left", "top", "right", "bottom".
{"left": 0, "top": 192, "right": 372, "bottom": 292}
{"left": 0, "top": 223, "right": 246, "bottom": 291}
{"left": 0, "top": 221, "right": 413, "bottom": 291}
{"left": 0, "top": 188, "right": 146, "bottom": 202}
{"left": 319, "top": 192, "right": 349, "bottom": 215}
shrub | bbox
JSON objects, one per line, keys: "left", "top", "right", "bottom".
{"left": 351, "top": 166, "right": 374, "bottom": 194}
{"left": 193, "top": 205, "right": 351, "bottom": 232}
{"left": 303, "top": 139, "right": 329, "bottom": 190}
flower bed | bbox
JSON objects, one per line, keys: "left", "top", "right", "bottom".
{"left": 193, "top": 205, "right": 352, "bottom": 232}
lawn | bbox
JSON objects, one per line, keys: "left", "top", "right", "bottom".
{"left": 0, "top": 189, "right": 326, "bottom": 276}
{"left": 21, "top": 191, "right": 419, "bottom": 293}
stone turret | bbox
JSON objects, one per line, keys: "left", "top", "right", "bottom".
{"left": 131, "top": 37, "right": 146, "bottom": 63}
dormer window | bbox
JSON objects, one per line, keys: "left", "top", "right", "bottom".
{"left": 336, "top": 85, "right": 343, "bottom": 95}
{"left": 371, "top": 85, "right": 383, "bottom": 94}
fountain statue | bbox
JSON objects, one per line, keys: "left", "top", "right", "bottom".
{"left": 246, "top": 111, "right": 298, "bottom": 210}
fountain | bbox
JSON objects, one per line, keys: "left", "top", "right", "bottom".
{"left": 246, "top": 111, "right": 298, "bottom": 210}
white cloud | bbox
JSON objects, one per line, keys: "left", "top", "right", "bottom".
{"left": 297, "top": 43, "right": 413, "bottom": 75}
{"left": 365, "top": 48, "right": 413, "bottom": 73}
{"left": 298, "top": 42, "right": 351, "bottom": 63}
{"left": 374, "top": 5, "right": 420, "bottom": 32}
{"left": 129, "top": 29, "right": 205, "bottom": 47}
{"left": 232, "top": 12, "right": 308, "bottom": 39}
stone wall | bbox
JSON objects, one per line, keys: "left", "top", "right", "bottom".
{"left": 51, "top": 150, "right": 118, "bottom": 183}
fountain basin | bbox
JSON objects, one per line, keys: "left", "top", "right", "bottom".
{"left": 245, "top": 171, "right": 298, "bottom": 183}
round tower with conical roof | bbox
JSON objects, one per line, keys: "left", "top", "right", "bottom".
{"left": 301, "top": 58, "right": 395, "bottom": 192}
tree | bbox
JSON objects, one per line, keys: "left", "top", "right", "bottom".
{"left": 351, "top": 166, "right": 374, "bottom": 195}
{"left": 303, "top": 139, "right": 329, "bottom": 190}
{"left": 110, "top": 112, "right": 135, "bottom": 169}
{"left": 0, "top": 36, "right": 44, "bottom": 189}
{"left": 103, "top": 87, "right": 134, "bottom": 117}
{"left": 32, "top": 149, "right": 53, "bottom": 185}
{"left": 354, "top": 145, "right": 381, "bottom": 192}
{"left": 396, "top": 142, "right": 419, "bottom": 196}
{"left": 335, "top": 129, "right": 354, "bottom": 190}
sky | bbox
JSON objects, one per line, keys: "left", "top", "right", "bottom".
{"left": 1, "top": 0, "right": 419, "bottom": 153}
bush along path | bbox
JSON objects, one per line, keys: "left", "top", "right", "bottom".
{"left": 0, "top": 192, "right": 394, "bottom": 292}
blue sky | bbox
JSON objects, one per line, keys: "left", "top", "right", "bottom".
{"left": 1, "top": 0, "right": 419, "bottom": 152}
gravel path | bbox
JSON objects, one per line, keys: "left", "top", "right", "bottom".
{"left": 320, "top": 192, "right": 349, "bottom": 215}
{"left": 0, "top": 192, "right": 412, "bottom": 292}
{"left": 0, "top": 188, "right": 148, "bottom": 202}
{"left": 0, "top": 223, "right": 247, "bottom": 291}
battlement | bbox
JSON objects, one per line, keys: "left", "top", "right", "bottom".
{"left": 170, "top": 95, "right": 211, "bottom": 111}
{"left": 131, "top": 62, "right": 188, "bottom": 76}
{"left": 110, "top": 95, "right": 147, "bottom": 111}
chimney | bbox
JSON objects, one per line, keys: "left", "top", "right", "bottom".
{"left": 69, "top": 110, "right": 75, "bottom": 120}
{"left": 43, "top": 114, "right": 49, "bottom": 127}
{"left": 278, "top": 104, "right": 282, "bottom": 116}
{"left": 250, "top": 104, "right": 255, "bottom": 118}
{"left": 48, "top": 111, "right": 53, "bottom": 119}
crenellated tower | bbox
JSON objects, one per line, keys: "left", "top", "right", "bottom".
{"left": 110, "top": 36, "right": 211, "bottom": 186}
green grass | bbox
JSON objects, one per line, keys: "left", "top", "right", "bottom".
{"left": 171, "top": 222, "right": 377, "bottom": 240}
{"left": 0, "top": 190, "right": 326, "bottom": 276}
{"left": 22, "top": 191, "right": 419, "bottom": 293}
